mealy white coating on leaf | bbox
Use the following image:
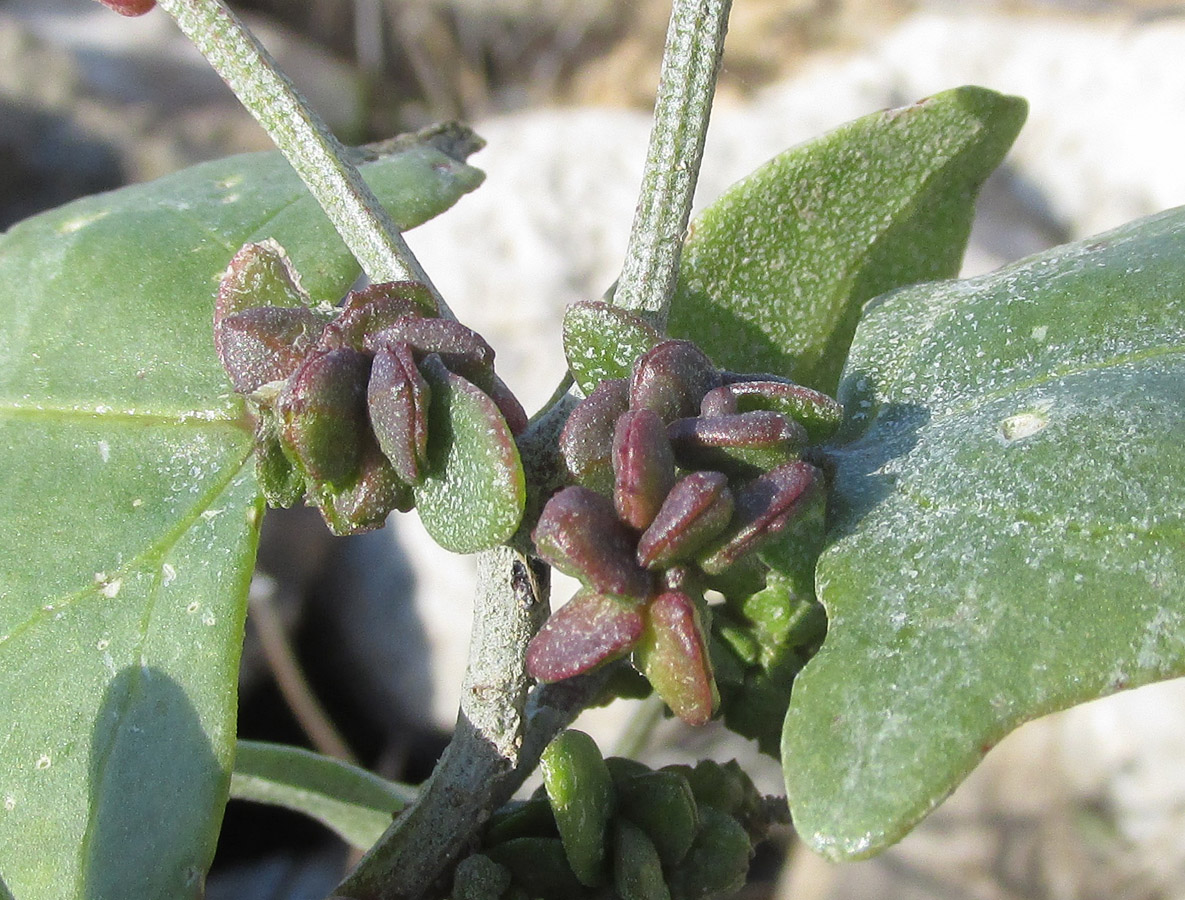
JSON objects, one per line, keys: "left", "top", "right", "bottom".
{"left": 786, "top": 207, "right": 1185, "bottom": 861}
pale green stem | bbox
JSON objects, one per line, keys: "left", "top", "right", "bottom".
{"left": 613, "top": 0, "right": 732, "bottom": 327}
{"left": 155, "top": 0, "right": 447, "bottom": 312}
{"left": 335, "top": 550, "right": 553, "bottom": 900}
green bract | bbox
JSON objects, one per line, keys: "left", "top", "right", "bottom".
{"left": 564, "top": 301, "right": 660, "bottom": 395}
{"left": 0, "top": 130, "right": 482, "bottom": 897}
{"left": 414, "top": 358, "right": 526, "bottom": 553}
{"left": 784, "top": 206, "right": 1185, "bottom": 860}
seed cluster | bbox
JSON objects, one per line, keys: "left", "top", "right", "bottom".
{"left": 214, "top": 241, "right": 525, "bottom": 535}
{"left": 526, "top": 334, "right": 841, "bottom": 725}
{"left": 454, "top": 729, "right": 772, "bottom": 900}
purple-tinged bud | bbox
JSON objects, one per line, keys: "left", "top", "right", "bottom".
{"left": 366, "top": 317, "right": 494, "bottom": 385}
{"left": 613, "top": 408, "right": 676, "bottom": 531}
{"left": 215, "top": 240, "right": 310, "bottom": 325}
{"left": 636, "top": 472, "right": 734, "bottom": 569}
{"left": 95, "top": 0, "right": 156, "bottom": 17}
{"left": 630, "top": 340, "right": 720, "bottom": 423}
{"left": 367, "top": 343, "right": 431, "bottom": 485}
{"left": 217, "top": 306, "right": 324, "bottom": 396}
{"left": 320, "top": 282, "right": 429, "bottom": 351}
{"left": 487, "top": 374, "right": 529, "bottom": 436}
{"left": 277, "top": 348, "right": 371, "bottom": 489}
{"left": 316, "top": 438, "right": 414, "bottom": 535}
{"left": 526, "top": 589, "right": 646, "bottom": 682}
{"left": 559, "top": 379, "right": 630, "bottom": 495}
{"left": 533, "top": 486, "right": 652, "bottom": 600}
{"left": 634, "top": 591, "right": 718, "bottom": 727}
{"left": 703, "top": 378, "right": 843, "bottom": 442}
{"left": 214, "top": 241, "right": 320, "bottom": 390}
{"left": 700, "top": 460, "right": 822, "bottom": 574}
{"left": 668, "top": 411, "right": 806, "bottom": 475}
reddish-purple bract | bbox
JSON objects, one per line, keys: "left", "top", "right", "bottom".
{"left": 526, "top": 590, "right": 646, "bottom": 681}
{"left": 533, "top": 486, "right": 653, "bottom": 600}
{"left": 636, "top": 471, "right": 734, "bottom": 569}
{"left": 612, "top": 408, "right": 677, "bottom": 530}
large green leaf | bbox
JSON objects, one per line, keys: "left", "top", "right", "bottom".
{"left": 669, "top": 86, "right": 1026, "bottom": 394}
{"left": 0, "top": 133, "right": 482, "bottom": 898}
{"left": 783, "top": 207, "right": 1185, "bottom": 860}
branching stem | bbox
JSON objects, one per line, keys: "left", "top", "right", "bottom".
{"left": 613, "top": 0, "right": 731, "bottom": 327}
{"left": 333, "top": 552, "right": 613, "bottom": 900}
{"left": 155, "top": 0, "right": 447, "bottom": 311}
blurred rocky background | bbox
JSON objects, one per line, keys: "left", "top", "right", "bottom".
{"left": 4, "top": 0, "right": 1185, "bottom": 898}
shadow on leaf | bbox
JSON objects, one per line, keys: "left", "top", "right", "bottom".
{"left": 822, "top": 391, "right": 930, "bottom": 545}
{"left": 83, "top": 666, "right": 220, "bottom": 900}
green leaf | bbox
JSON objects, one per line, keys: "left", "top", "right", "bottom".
{"left": 783, "top": 207, "right": 1185, "bottom": 860}
{"left": 563, "top": 301, "right": 659, "bottom": 395}
{"left": 230, "top": 740, "right": 415, "bottom": 850}
{"left": 669, "top": 86, "right": 1026, "bottom": 394}
{"left": 0, "top": 133, "right": 482, "bottom": 898}
{"left": 414, "top": 360, "right": 526, "bottom": 553}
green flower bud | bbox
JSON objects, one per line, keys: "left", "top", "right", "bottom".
{"left": 616, "top": 770, "right": 700, "bottom": 868}
{"left": 634, "top": 590, "right": 718, "bottom": 727}
{"left": 612, "top": 820, "right": 672, "bottom": 900}
{"left": 604, "top": 756, "right": 651, "bottom": 787}
{"left": 666, "top": 806, "right": 753, "bottom": 900}
{"left": 276, "top": 348, "right": 371, "bottom": 489}
{"left": 484, "top": 837, "right": 590, "bottom": 898}
{"left": 540, "top": 730, "right": 615, "bottom": 888}
{"left": 484, "top": 796, "right": 557, "bottom": 845}
{"left": 662, "top": 760, "right": 762, "bottom": 824}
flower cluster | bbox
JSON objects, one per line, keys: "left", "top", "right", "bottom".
{"left": 526, "top": 334, "right": 841, "bottom": 725}
{"left": 455, "top": 730, "right": 771, "bottom": 900}
{"left": 214, "top": 241, "right": 525, "bottom": 535}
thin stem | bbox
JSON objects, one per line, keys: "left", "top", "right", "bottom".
{"left": 155, "top": 0, "right": 447, "bottom": 311}
{"left": 613, "top": 0, "right": 731, "bottom": 328}
{"left": 335, "top": 549, "right": 550, "bottom": 900}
